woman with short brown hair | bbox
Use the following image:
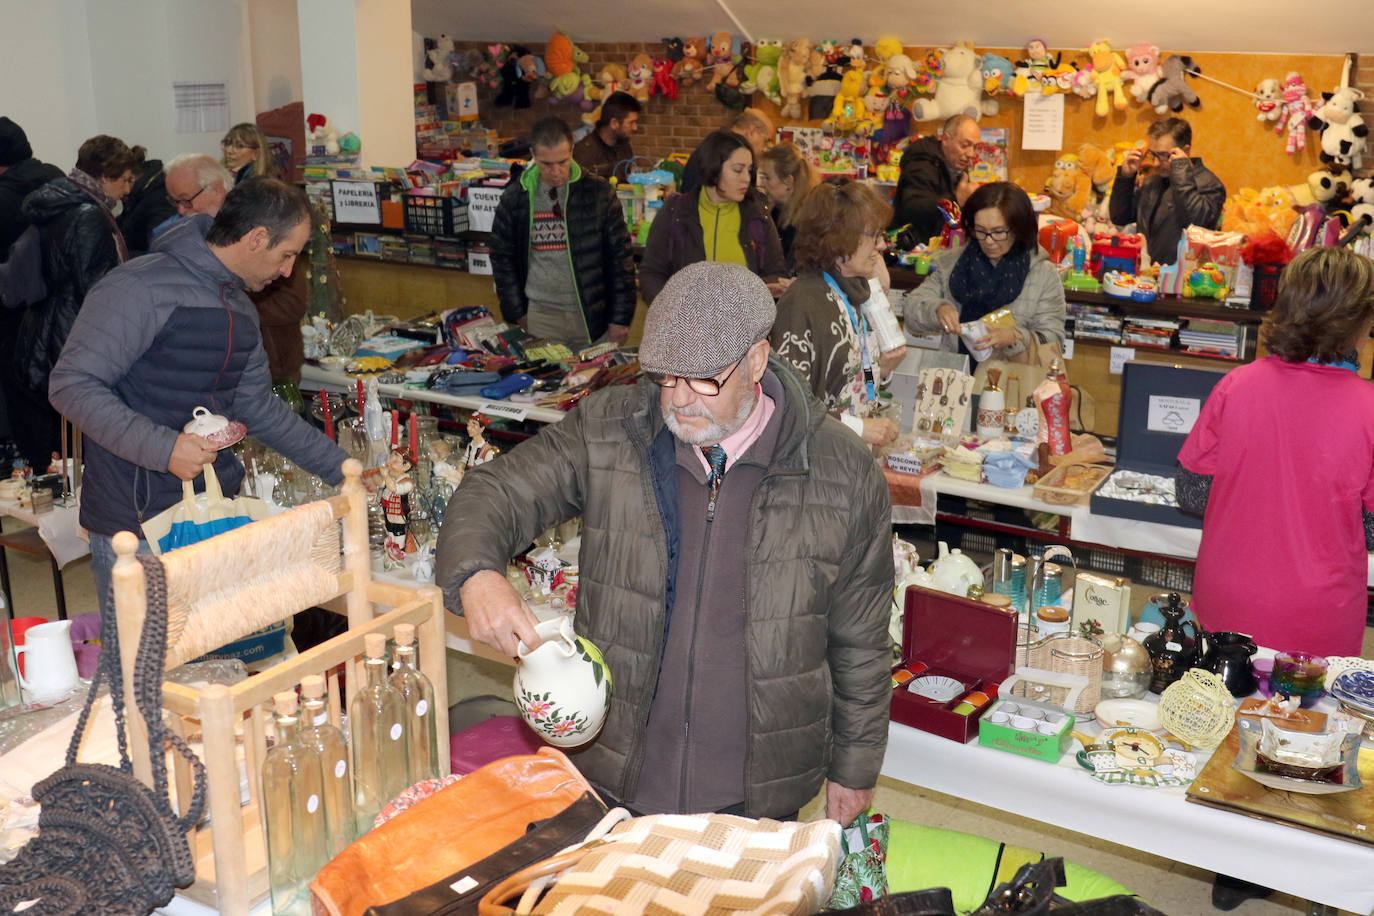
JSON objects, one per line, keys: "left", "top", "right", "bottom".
{"left": 1177, "top": 245, "right": 1374, "bottom": 656}
{"left": 771, "top": 180, "right": 904, "bottom": 446}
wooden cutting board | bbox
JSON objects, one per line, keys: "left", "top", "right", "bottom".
{"left": 1186, "top": 701, "right": 1374, "bottom": 845}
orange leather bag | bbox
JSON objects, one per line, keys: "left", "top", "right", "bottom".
{"left": 310, "top": 748, "right": 598, "bottom": 916}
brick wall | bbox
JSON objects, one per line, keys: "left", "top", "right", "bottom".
{"left": 447, "top": 40, "right": 737, "bottom": 165}
{"left": 1355, "top": 53, "right": 1373, "bottom": 177}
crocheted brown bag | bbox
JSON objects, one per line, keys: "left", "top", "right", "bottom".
{"left": 0, "top": 554, "right": 207, "bottom": 915}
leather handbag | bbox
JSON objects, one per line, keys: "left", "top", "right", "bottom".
{"left": 0, "top": 554, "right": 207, "bottom": 916}
{"left": 311, "top": 748, "right": 599, "bottom": 916}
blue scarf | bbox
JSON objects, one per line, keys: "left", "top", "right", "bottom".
{"left": 947, "top": 242, "right": 1032, "bottom": 326}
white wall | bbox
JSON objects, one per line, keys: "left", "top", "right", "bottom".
{"left": 0, "top": 0, "right": 256, "bottom": 167}
{"left": 248, "top": 0, "right": 304, "bottom": 112}
{"left": 354, "top": 0, "right": 415, "bottom": 167}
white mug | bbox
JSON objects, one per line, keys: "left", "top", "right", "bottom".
{"left": 14, "top": 620, "right": 78, "bottom": 704}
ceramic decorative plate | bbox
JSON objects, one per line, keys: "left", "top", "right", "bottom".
{"left": 1330, "top": 669, "right": 1374, "bottom": 703}
{"left": 909, "top": 675, "right": 963, "bottom": 703}
{"left": 1326, "top": 657, "right": 1374, "bottom": 684}
{"left": 329, "top": 315, "right": 366, "bottom": 358}
{"left": 1094, "top": 699, "right": 1163, "bottom": 732}
{"left": 1231, "top": 717, "right": 1362, "bottom": 796}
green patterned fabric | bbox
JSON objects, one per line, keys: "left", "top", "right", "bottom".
{"left": 884, "top": 819, "right": 1132, "bottom": 913}
{"left": 827, "top": 814, "right": 890, "bottom": 908}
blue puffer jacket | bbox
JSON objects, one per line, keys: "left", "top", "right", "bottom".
{"left": 49, "top": 214, "right": 347, "bottom": 538}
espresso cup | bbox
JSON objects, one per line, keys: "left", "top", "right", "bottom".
{"left": 1010, "top": 715, "right": 1035, "bottom": 730}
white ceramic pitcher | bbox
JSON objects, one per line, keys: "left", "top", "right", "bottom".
{"left": 14, "top": 619, "right": 78, "bottom": 704}
{"left": 513, "top": 616, "right": 612, "bottom": 748}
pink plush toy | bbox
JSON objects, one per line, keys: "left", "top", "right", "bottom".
{"left": 1277, "top": 72, "right": 1316, "bottom": 154}
{"left": 1124, "top": 43, "right": 1162, "bottom": 103}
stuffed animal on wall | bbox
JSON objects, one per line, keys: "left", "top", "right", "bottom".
{"left": 677, "top": 37, "right": 708, "bottom": 84}
{"left": 1012, "top": 38, "right": 1060, "bottom": 95}
{"left": 982, "top": 54, "right": 1015, "bottom": 96}
{"left": 1044, "top": 154, "right": 1094, "bottom": 220}
{"left": 469, "top": 45, "right": 505, "bottom": 91}
{"left": 826, "top": 66, "right": 876, "bottom": 134}
{"left": 662, "top": 37, "right": 685, "bottom": 63}
{"left": 1308, "top": 85, "right": 1368, "bottom": 170}
{"left": 422, "top": 34, "right": 455, "bottom": 82}
{"left": 652, "top": 58, "right": 679, "bottom": 100}
{"left": 626, "top": 53, "right": 654, "bottom": 101}
{"left": 1276, "top": 72, "right": 1316, "bottom": 154}
{"left": 1123, "top": 44, "right": 1162, "bottom": 103}
{"left": 706, "top": 31, "right": 735, "bottom": 89}
{"left": 1147, "top": 54, "right": 1200, "bottom": 114}
{"left": 1348, "top": 178, "right": 1374, "bottom": 237}
{"left": 546, "top": 32, "right": 591, "bottom": 101}
{"left": 1309, "top": 167, "right": 1354, "bottom": 208}
{"left": 1254, "top": 78, "right": 1282, "bottom": 121}
{"left": 911, "top": 43, "right": 989, "bottom": 122}
{"left": 743, "top": 40, "right": 782, "bottom": 104}
{"left": 777, "top": 38, "right": 812, "bottom": 120}
{"left": 1087, "top": 40, "right": 1128, "bottom": 116}
{"left": 493, "top": 46, "right": 524, "bottom": 107}
{"left": 1070, "top": 61, "right": 1097, "bottom": 101}
{"left": 517, "top": 50, "right": 547, "bottom": 103}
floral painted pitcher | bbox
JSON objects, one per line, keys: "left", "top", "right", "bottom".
{"left": 514, "top": 616, "right": 612, "bottom": 748}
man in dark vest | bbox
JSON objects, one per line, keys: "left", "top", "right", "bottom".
{"left": 49, "top": 178, "right": 346, "bottom": 615}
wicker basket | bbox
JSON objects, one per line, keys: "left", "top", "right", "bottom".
{"left": 1033, "top": 463, "right": 1110, "bottom": 506}
{"left": 1046, "top": 634, "right": 1104, "bottom": 715}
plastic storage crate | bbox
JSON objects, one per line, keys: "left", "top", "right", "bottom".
{"left": 1249, "top": 263, "right": 1284, "bottom": 310}
{"left": 403, "top": 195, "right": 468, "bottom": 236}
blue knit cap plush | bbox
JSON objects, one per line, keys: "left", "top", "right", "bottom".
{"left": 639, "top": 262, "right": 776, "bottom": 378}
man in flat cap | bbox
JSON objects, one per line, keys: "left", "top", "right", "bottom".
{"left": 438, "top": 261, "right": 892, "bottom": 825}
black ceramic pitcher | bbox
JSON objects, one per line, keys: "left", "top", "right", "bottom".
{"left": 1200, "top": 630, "right": 1258, "bottom": 697}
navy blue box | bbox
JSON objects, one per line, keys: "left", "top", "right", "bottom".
{"left": 1090, "top": 361, "right": 1228, "bottom": 529}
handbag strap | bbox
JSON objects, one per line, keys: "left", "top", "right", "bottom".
{"left": 64, "top": 553, "right": 207, "bottom": 830}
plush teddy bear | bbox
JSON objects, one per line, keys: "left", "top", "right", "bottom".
{"left": 422, "top": 34, "right": 455, "bottom": 82}
{"left": 777, "top": 38, "right": 812, "bottom": 120}
{"left": 705, "top": 31, "right": 735, "bottom": 89}
{"left": 1087, "top": 39, "right": 1128, "bottom": 116}
{"left": 1147, "top": 54, "right": 1200, "bottom": 114}
{"left": 911, "top": 43, "right": 989, "bottom": 122}
{"left": 307, "top": 114, "right": 341, "bottom": 156}
{"left": 676, "top": 37, "right": 708, "bottom": 85}
{"left": 1123, "top": 44, "right": 1162, "bottom": 103}
{"left": 1254, "top": 78, "right": 1282, "bottom": 121}
{"left": 626, "top": 53, "right": 654, "bottom": 101}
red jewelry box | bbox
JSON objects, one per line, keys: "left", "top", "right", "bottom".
{"left": 891, "top": 584, "right": 1018, "bottom": 742}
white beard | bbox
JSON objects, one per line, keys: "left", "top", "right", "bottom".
{"left": 663, "top": 388, "right": 757, "bottom": 446}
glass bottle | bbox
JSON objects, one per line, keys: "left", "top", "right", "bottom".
{"left": 349, "top": 632, "right": 410, "bottom": 835}
{"left": 262, "top": 691, "right": 328, "bottom": 916}
{"left": 390, "top": 624, "right": 441, "bottom": 785}
{"left": 299, "top": 674, "right": 356, "bottom": 858}
{"left": 1144, "top": 593, "right": 1199, "bottom": 694}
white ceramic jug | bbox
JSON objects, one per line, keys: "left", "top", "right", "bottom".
{"left": 14, "top": 619, "right": 78, "bottom": 704}
{"left": 513, "top": 616, "right": 612, "bottom": 748}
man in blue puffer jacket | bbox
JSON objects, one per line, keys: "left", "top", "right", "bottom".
{"left": 49, "top": 178, "right": 347, "bottom": 613}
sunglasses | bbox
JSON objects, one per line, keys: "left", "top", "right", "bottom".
{"left": 549, "top": 187, "right": 562, "bottom": 219}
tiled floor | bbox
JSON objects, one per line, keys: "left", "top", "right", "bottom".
{"left": 7, "top": 535, "right": 1369, "bottom": 914}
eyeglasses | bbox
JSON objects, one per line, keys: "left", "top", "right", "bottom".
{"left": 648, "top": 356, "right": 744, "bottom": 397}
{"left": 549, "top": 187, "right": 562, "bottom": 219}
{"left": 1148, "top": 149, "right": 1177, "bottom": 163}
{"left": 973, "top": 227, "right": 1012, "bottom": 242}
{"left": 167, "top": 186, "right": 206, "bottom": 209}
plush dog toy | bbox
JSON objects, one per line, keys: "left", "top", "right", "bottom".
{"left": 1147, "top": 55, "right": 1200, "bottom": 114}
{"left": 626, "top": 53, "right": 654, "bottom": 101}
{"left": 1254, "top": 78, "right": 1282, "bottom": 121}
{"left": 705, "top": 31, "right": 735, "bottom": 89}
{"left": 777, "top": 38, "right": 812, "bottom": 119}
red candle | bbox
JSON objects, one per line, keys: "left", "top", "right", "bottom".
{"left": 319, "top": 388, "right": 333, "bottom": 435}
{"left": 356, "top": 378, "right": 365, "bottom": 413}
{"left": 408, "top": 412, "right": 418, "bottom": 463}
{"left": 390, "top": 410, "right": 399, "bottom": 447}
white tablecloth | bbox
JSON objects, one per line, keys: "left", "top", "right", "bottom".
{"left": 883, "top": 717, "right": 1374, "bottom": 914}
{"left": 0, "top": 496, "right": 89, "bottom": 567}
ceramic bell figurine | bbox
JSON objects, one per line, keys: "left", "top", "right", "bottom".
{"left": 514, "top": 617, "right": 612, "bottom": 748}
{"left": 927, "top": 541, "right": 983, "bottom": 598}
{"left": 183, "top": 406, "right": 247, "bottom": 450}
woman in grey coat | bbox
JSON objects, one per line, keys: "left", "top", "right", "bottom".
{"left": 902, "top": 182, "right": 1065, "bottom": 362}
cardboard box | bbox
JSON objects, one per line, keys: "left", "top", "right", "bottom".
{"left": 978, "top": 697, "right": 1074, "bottom": 762}
{"left": 891, "top": 585, "right": 1018, "bottom": 742}
{"left": 1090, "top": 361, "right": 1226, "bottom": 529}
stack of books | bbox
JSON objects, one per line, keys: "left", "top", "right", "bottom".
{"left": 1179, "top": 316, "right": 1244, "bottom": 359}
{"left": 1122, "top": 316, "right": 1180, "bottom": 350}
{"left": 1068, "top": 304, "right": 1122, "bottom": 343}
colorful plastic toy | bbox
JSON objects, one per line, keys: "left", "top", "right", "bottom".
{"left": 1183, "top": 263, "right": 1229, "bottom": 300}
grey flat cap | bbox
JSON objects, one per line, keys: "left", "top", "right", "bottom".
{"left": 639, "top": 262, "right": 776, "bottom": 378}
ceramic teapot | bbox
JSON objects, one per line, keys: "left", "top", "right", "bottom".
{"left": 513, "top": 616, "right": 612, "bottom": 748}
{"left": 927, "top": 541, "right": 983, "bottom": 597}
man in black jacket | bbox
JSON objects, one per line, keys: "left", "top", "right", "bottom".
{"left": 890, "top": 114, "right": 980, "bottom": 242}
{"left": 0, "top": 118, "right": 62, "bottom": 254}
{"left": 1109, "top": 117, "right": 1225, "bottom": 265}
{"left": 489, "top": 117, "right": 637, "bottom": 347}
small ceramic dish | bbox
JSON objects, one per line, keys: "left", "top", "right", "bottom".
{"left": 183, "top": 406, "right": 247, "bottom": 450}
{"left": 1232, "top": 717, "right": 1362, "bottom": 795}
{"left": 317, "top": 355, "right": 347, "bottom": 370}
{"left": 909, "top": 675, "right": 963, "bottom": 703}
{"left": 1094, "top": 698, "right": 1163, "bottom": 732}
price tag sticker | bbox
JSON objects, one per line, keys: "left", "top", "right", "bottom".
{"left": 478, "top": 402, "right": 528, "bottom": 422}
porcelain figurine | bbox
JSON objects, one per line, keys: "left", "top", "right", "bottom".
{"left": 378, "top": 446, "right": 416, "bottom": 570}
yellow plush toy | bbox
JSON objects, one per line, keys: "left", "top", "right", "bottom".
{"left": 1087, "top": 39, "right": 1128, "bottom": 116}
{"left": 827, "top": 67, "right": 874, "bottom": 134}
{"left": 1044, "top": 154, "right": 1094, "bottom": 219}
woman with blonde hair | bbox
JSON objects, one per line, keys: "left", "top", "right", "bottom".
{"left": 757, "top": 142, "right": 816, "bottom": 271}
{"left": 220, "top": 122, "right": 273, "bottom": 183}
{"left": 1177, "top": 246, "right": 1374, "bottom": 656}
{"left": 770, "top": 180, "right": 904, "bottom": 446}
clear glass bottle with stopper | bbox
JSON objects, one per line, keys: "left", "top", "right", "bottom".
{"left": 262, "top": 690, "right": 329, "bottom": 916}
{"left": 390, "top": 623, "right": 441, "bottom": 785}
{"left": 349, "top": 632, "right": 409, "bottom": 835}
{"left": 299, "top": 674, "right": 356, "bottom": 858}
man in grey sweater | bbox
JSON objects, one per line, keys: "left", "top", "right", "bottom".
{"left": 439, "top": 262, "right": 892, "bottom": 825}
{"left": 50, "top": 178, "right": 346, "bottom": 614}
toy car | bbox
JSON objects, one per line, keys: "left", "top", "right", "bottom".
{"left": 1183, "top": 263, "right": 1229, "bottom": 300}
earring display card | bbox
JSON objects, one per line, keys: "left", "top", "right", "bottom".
{"left": 913, "top": 369, "right": 974, "bottom": 438}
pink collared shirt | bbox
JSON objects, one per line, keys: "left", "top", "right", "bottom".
{"left": 694, "top": 383, "right": 776, "bottom": 476}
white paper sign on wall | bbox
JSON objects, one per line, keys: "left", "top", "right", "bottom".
{"left": 331, "top": 181, "right": 380, "bottom": 224}
{"left": 1146, "top": 396, "right": 1201, "bottom": 434}
{"left": 466, "top": 186, "right": 504, "bottom": 232}
{"left": 1109, "top": 347, "right": 1135, "bottom": 375}
{"left": 1061, "top": 339, "right": 1074, "bottom": 360}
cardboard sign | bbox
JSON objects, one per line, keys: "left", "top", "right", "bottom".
{"left": 1146, "top": 395, "right": 1201, "bottom": 434}
{"left": 466, "top": 186, "right": 504, "bottom": 232}
{"left": 331, "top": 181, "right": 381, "bottom": 224}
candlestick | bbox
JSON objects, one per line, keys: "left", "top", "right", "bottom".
{"left": 319, "top": 388, "right": 332, "bottom": 437}
{"left": 408, "top": 412, "right": 418, "bottom": 463}
{"left": 390, "top": 410, "right": 399, "bottom": 447}
{"left": 356, "top": 378, "right": 364, "bottom": 414}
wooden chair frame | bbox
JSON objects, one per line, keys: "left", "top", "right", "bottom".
{"left": 112, "top": 459, "right": 450, "bottom": 916}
